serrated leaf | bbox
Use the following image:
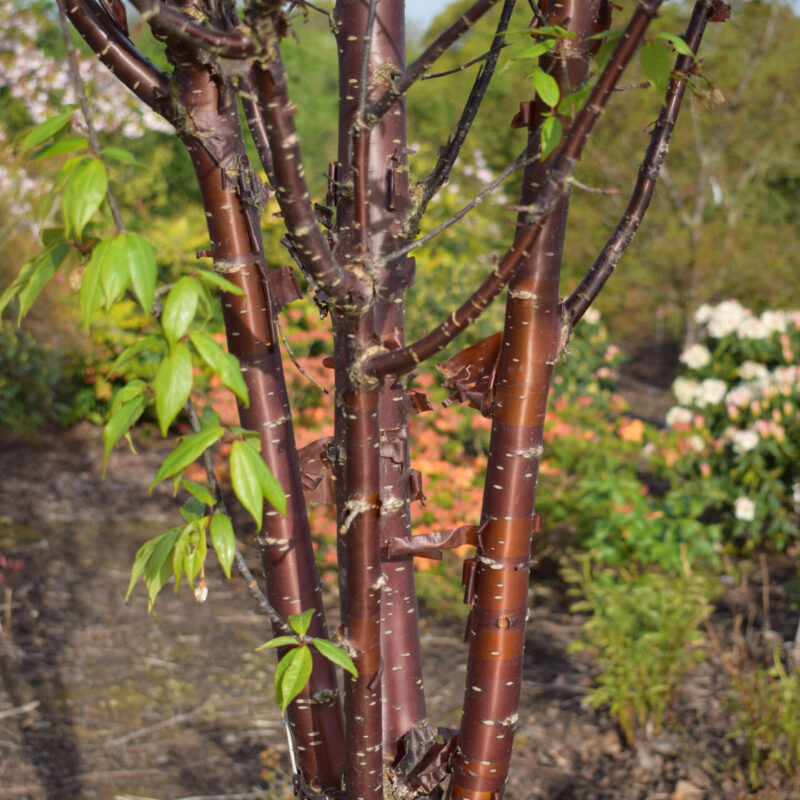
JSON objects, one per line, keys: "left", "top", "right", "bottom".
{"left": 149, "top": 425, "right": 225, "bottom": 491}
{"left": 540, "top": 116, "right": 563, "bottom": 160}
{"left": 312, "top": 638, "right": 358, "bottom": 677}
{"left": 289, "top": 609, "right": 314, "bottom": 637}
{"left": 274, "top": 646, "right": 312, "bottom": 714}
{"left": 255, "top": 635, "right": 300, "bottom": 651}
{"left": 109, "top": 335, "right": 165, "bottom": 376}
{"left": 100, "top": 145, "right": 146, "bottom": 167}
{"left": 190, "top": 331, "right": 249, "bottom": 406}
{"left": 209, "top": 513, "right": 235, "bottom": 579}
{"left": 531, "top": 67, "right": 560, "bottom": 107}
{"left": 182, "top": 480, "right": 218, "bottom": 507}
{"left": 63, "top": 158, "right": 108, "bottom": 239}
{"left": 655, "top": 32, "right": 695, "bottom": 58}
{"left": 641, "top": 40, "right": 672, "bottom": 98}
{"left": 20, "top": 110, "right": 74, "bottom": 153}
{"left": 141, "top": 527, "right": 182, "bottom": 610}
{"left": 195, "top": 268, "right": 245, "bottom": 296}
{"left": 80, "top": 238, "right": 114, "bottom": 329}
{"left": 101, "top": 235, "right": 132, "bottom": 308}
{"left": 120, "top": 233, "right": 157, "bottom": 314}
{"left": 183, "top": 521, "right": 207, "bottom": 587}
{"left": 32, "top": 136, "right": 89, "bottom": 160}
{"left": 172, "top": 529, "right": 190, "bottom": 592}
{"left": 153, "top": 341, "right": 193, "bottom": 436}
{"left": 162, "top": 276, "right": 200, "bottom": 346}
{"left": 103, "top": 393, "right": 147, "bottom": 474}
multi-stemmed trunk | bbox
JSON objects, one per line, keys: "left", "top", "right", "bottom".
{"left": 61, "top": 0, "right": 723, "bottom": 795}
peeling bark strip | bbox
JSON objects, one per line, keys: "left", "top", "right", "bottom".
{"left": 449, "top": 3, "right": 605, "bottom": 797}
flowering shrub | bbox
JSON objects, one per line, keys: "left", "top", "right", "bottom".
{"left": 665, "top": 301, "right": 800, "bottom": 550}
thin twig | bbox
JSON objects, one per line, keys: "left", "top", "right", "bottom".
{"left": 184, "top": 401, "right": 290, "bottom": 634}
{"left": 56, "top": 0, "right": 125, "bottom": 233}
{"left": 527, "top": 0, "right": 548, "bottom": 28}
{"left": 0, "top": 700, "right": 40, "bottom": 721}
{"left": 275, "top": 316, "right": 329, "bottom": 395}
{"left": 384, "top": 150, "right": 531, "bottom": 264}
{"left": 420, "top": 44, "right": 510, "bottom": 80}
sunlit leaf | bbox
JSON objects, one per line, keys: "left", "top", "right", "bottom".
{"left": 655, "top": 32, "right": 695, "bottom": 58}
{"left": 109, "top": 335, "right": 165, "bottom": 376}
{"left": 80, "top": 237, "right": 114, "bottom": 329}
{"left": 32, "top": 136, "right": 88, "bottom": 160}
{"left": 103, "top": 393, "right": 147, "bottom": 474}
{"left": 289, "top": 609, "right": 314, "bottom": 637}
{"left": 20, "top": 110, "right": 75, "bottom": 153}
{"left": 120, "top": 233, "right": 157, "bottom": 314}
{"left": 125, "top": 536, "right": 158, "bottom": 602}
{"left": 531, "top": 67, "right": 560, "bottom": 107}
{"left": 641, "top": 40, "right": 672, "bottom": 98}
{"left": 255, "top": 636, "right": 300, "bottom": 651}
{"left": 230, "top": 439, "right": 264, "bottom": 531}
{"left": 189, "top": 331, "right": 249, "bottom": 406}
{"left": 101, "top": 235, "right": 132, "bottom": 308}
{"left": 149, "top": 425, "right": 225, "bottom": 490}
{"left": 312, "top": 638, "right": 358, "bottom": 677}
{"left": 101, "top": 145, "right": 146, "bottom": 167}
{"left": 209, "top": 513, "right": 236, "bottom": 579}
{"left": 274, "top": 646, "right": 313, "bottom": 714}
{"left": 195, "top": 268, "right": 245, "bottom": 296}
{"left": 182, "top": 479, "right": 218, "bottom": 507}
{"left": 540, "top": 116, "right": 563, "bottom": 160}
{"left": 153, "top": 341, "right": 193, "bottom": 436}
{"left": 63, "top": 157, "right": 108, "bottom": 239}
{"left": 162, "top": 276, "right": 200, "bottom": 346}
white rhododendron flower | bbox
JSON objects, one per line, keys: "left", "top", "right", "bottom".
{"left": 707, "top": 300, "right": 749, "bottom": 339}
{"left": 583, "top": 307, "right": 601, "bottom": 325}
{"left": 793, "top": 482, "right": 800, "bottom": 512}
{"left": 737, "top": 316, "right": 769, "bottom": 340}
{"left": 734, "top": 496, "right": 756, "bottom": 521}
{"left": 673, "top": 377, "right": 701, "bottom": 407}
{"left": 738, "top": 361, "right": 769, "bottom": 381}
{"left": 680, "top": 344, "right": 712, "bottom": 370}
{"left": 726, "top": 385, "right": 754, "bottom": 408}
{"left": 761, "top": 310, "right": 788, "bottom": 334}
{"left": 697, "top": 378, "right": 727, "bottom": 407}
{"left": 665, "top": 406, "right": 693, "bottom": 428}
{"left": 694, "top": 304, "right": 714, "bottom": 325}
{"left": 731, "top": 428, "right": 760, "bottom": 454}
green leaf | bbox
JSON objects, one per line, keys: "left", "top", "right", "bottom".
{"left": 125, "top": 536, "right": 159, "bottom": 602}
{"left": 20, "top": 110, "right": 75, "bottom": 153}
{"left": 594, "top": 34, "right": 621, "bottom": 73}
{"left": 190, "top": 331, "right": 249, "bottom": 406}
{"left": 182, "top": 479, "right": 218, "bottom": 507}
{"left": 641, "top": 40, "right": 672, "bottom": 98}
{"left": 53, "top": 155, "right": 85, "bottom": 192}
{"left": 655, "top": 32, "right": 695, "bottom": 58}
{"left": 109, "top": 335, "right": 165, "bottom": 376}
{"left": 230, "top": 439, "right": 265, "bottom": 531}
{"left": 100, "top": 145, "right": 146, "bottom": 167}
{"left": 153, "top": 341, "right": 193, "bottom": 436}
{"left": 103, "top": 393, "right": 147, "bottom": 474}
{"left": 513, "top": 42, "right": 555, "bottom": 61}
{"left": 180, "top": 496, "right": 206, "bottom": 522}
{"left": 150, "top": 425, "right": 225, "bottom": 491}
{"left": 80, "top": 238, "right": 114, "bottom": 329}
{"left": 120, "top": 233, "right": 157, "bottom": 314}
{"left": 255, "top": 635, "right": 301, "bottom": 651}
{"left": 289, "top": 609, "right": 314, "bottom": 637}
{"left": 183, "top": 521, "right": 207, "bottom": 586}
{"left": 195, "top": 268, "right": 245, "bottom": 296}
{"left": 15, "top": 243, "right": 71, "bottom": 321}
{"left": 274, "top": 646, "right": 312, "bottom": 714}
{"left": 63, "top": 158, "right": 108, "bottom": 239}
{"left": 172, "top": 529, "right": 191, "bottom": 592}
{"left": 32, "top": 136, "right": 88, "bottom": 160}
{"left": 230, "top": 439, "right": 287, "bottom": 530}
{"left": 101, "top": 234, "right": 132, "bottom": 308}
{"left": 145, "top": 528, "right": 182, "bottom": 610}
{"left": 557, "top": 83, "right": 592, "bottom": 116}
{"left": 209, "top": 513, "right": 236, "bottom": 579}
{"left": 312, "top": 638, "right": 358, "bottom": 677}
{"left": 540, "top": 116, "right": 563, "bottom": 160}
{"left": 162, "top": 276, "right": 200, "bottom": 346}
{"left": 531, "top": 67, "right": 560, "bottom": 107}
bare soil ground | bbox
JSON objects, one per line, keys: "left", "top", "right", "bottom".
{"left": 0, "top": 423, "right": 798, "bottom": 800}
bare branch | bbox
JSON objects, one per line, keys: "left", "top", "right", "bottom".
{"left": 238, "top": 71, "right": 277, "bottom": 189}
{"left": 362, "top": 0, "right": 667, "bottom": 379}
{"left": 363, "top": 0, "right": 502, "bottom": 128}
{"left": 564, "top": 0, "right": 718, "bottom": 326}
{"left": 64, "top": 0, "right": 170, "bottom": 113}
{"left": 411, "top": 0, "right": 516, "bottom": 230}
{"left": 419, "top": 44, "right": 510, "bottom": 80}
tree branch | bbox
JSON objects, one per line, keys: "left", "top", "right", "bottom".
{"left": 411, "top": 0, "right": 516, "bottom": 231}
{"left": 362, "top": 0, "right": 667, "bottom": 379}
{"left": 564, "top": 0, "right": 718, "bottom": 325}
{"left": 363, "top": 0, "right": 502, "bottom": 129}
{"left": 127, "top": 0, "right": 256, "bottom": 57}
{"left": 64, "top": 0, "right": 170, "bottom": 113}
